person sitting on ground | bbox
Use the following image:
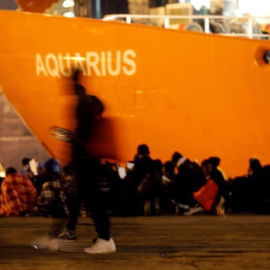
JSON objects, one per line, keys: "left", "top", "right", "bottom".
{"left": 171, "top": 151, "right": 206, "bottom": 214}
{"left": 191, "top": 158, "right": 223, "bottom": 216}
{"left": 245, "top": 158, "right": 270, "bottom": 213}
{"left": 186, "top": 157, "right": 229, "bottom": 216}
{"left": 37, "top": 158, "right": 66, "bottom": 218}
{"left": 0, "top": 167, "right": 37, "bottom": 217}
{"left": 130, "top": 144, "right": 154, "bottom": 188}
{"left": 126, "top": 144, "right": 154, "bottom": 215}
{"left": 137, "top": 159, "right": 163, "bottom": 216}
{"left": 21, "top": 157, "right": 32, "bottom": 178}
{"left": 160, "top": 161, "right": 178, "bottom": 214}
{"left": 208, "top": 157, "right": 229, "bottom": 213}
{"left": 21, "top": 157, "right": 43, "bottom": 189}
{"left": 229, "top": 158, "right": 270, "bottom": 213}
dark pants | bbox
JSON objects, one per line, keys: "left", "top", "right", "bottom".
{"left": 67, "top": 151, "right": 111, "bottom": 240}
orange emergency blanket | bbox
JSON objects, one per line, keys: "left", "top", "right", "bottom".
{"left": 193, "top": 179, "right": 219, "bottom": 211}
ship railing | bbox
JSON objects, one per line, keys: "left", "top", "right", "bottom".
{"left": 103, "top": 14, "right": 270, "bottom": 40}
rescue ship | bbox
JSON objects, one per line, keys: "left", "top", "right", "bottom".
{"left": 0, "top": 2, "right": 270, "bottom": 178}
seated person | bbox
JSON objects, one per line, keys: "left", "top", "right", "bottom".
{"left": 0, "top": 167, "right": 37, "bottom": 217}
{"left": 37, "top": 158, "right": 66, "bottom": 218}
{"left": 171, "top": 151, "right": 206, "bottom": 212}
{"left": 125, "top": 144, "right": 154, "bottom": 215}
{"left": 137, "top": 159, "right": 163, "bottom": 216}
{"left": 21, "top": 157, "right": 43, "bottom": 189}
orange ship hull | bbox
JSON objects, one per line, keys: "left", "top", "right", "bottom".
{"left": 0, "top": 10, "right": 270, "bottom": 178}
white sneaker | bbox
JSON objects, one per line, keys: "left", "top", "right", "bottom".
{"left": 32, "top": 235, "right": 58, "bottom": 251}
{"left": 84, "top": 238, "right": 116, "bottom": 254}
{"left": 184, "top": 205, "right": 204, "bottom": 216}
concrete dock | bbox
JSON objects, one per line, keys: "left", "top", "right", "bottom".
{"left": 1, "top": 215, "right": 270, "bottom": 269}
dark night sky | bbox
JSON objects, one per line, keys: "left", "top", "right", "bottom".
{"left": 0, "top": 0, "right": 18, "bottom": 10}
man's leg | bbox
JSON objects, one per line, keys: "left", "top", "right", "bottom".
{"left": 81, "top": 160, "right": 116, "bottom": 253}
